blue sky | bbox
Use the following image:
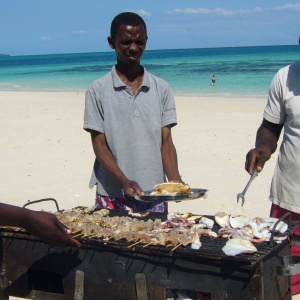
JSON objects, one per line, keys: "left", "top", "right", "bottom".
{"left": 1, "top": 1, "right": 300, "bottom": 56}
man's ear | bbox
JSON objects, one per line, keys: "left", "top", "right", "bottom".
{"left": 107, "top": 37, "right": 115, "bottom": 49}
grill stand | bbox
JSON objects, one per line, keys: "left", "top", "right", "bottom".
{"left": 0, "top": 234, "right": 292, "bottom": 300}
{"left": 74, "top": 270, "right": 84, "bottom": 300}
{"left": 135, "top": 273, "right": 148, "bottom": 300}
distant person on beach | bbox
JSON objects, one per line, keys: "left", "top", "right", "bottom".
{"left": 211, "top": 75, "right": 216, "bottom": 86}
{"left": 244, "top": 59, "right": 300, "bottom": 295}
{"left": 83, "top": 12, "right": 183, "bottom": 213}
{"left": 0, "top": 202, "right": 81, "bottom": 247}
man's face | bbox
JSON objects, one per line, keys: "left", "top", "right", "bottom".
{"left": 108, "top": 23, "right": 148, "bottom": 66}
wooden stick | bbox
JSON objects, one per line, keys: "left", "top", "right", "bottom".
{"left": 83, "top": 234, "right": 93, "bottom": 238}
{"left": 128, "top": 240, "right": 144, "bottom": 248}
{"left": 87, "top": 233, "right": 98, "bottom": 238}
{"left": 105, "top": 235, "right": 114, "bottom": 241}
{"left": 72, "top": 233, "right": 83, "bottom": 238}
{"left": 71, "top": 230, "right": 82, "bottom": 236}
{"left": 115, "top": 235, "right": 125, "bottom": 241}
{"left": 142, "top": 241, "right": 156, "bottom": 248}
{"left": 171, "top": 243, "right": 183, "bottom": 252}
{"left": 128, "top": 237, "right": 138, "bottom": 242}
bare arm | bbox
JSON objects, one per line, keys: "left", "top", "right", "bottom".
{"left": 161, "top": 126, "right": 183, "bottom": 182}
{"left": 90, "top": 130, "right": 143, "bottom": 197}
{"left": 0, "top": 203, "right": 81, "bottom": 248}
{"left": 245, "top": 118, "right": 283, "bottom": 174}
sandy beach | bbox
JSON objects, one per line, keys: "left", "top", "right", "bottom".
{"left": 0, "top": 91, "right": 277, "bottom": 218}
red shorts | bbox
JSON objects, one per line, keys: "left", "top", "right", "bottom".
{"left": 95, "top": 193, "right": 168, "bottom": 213}
{"left": 96, "top": 194, "right": 128, "bottom": 210}
{"left": 270, "top": 203, "right": 300, "bottom": 295}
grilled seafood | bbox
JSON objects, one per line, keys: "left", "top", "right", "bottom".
{"left": 222, "top": 239, "right": 258, "bottom": 256}
{"left": 51, "top": 209, "right": 218, "bottom": 251}
{"left": 215, "top": 211, "right": 289, "bottom": 246}
{"left": 128, "top": 209, "right": 150, "bottom": 218}
{"left": 9, "top": 206, "right": 286, "bottom": 256}
{"left": 151, "top": 182, "right": 192, "bottom": 195}
{"left": 215, "top": 212, "right": 230, "bottom": 228}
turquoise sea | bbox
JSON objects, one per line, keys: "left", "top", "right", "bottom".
{"left": 0, "top": 45, "right": 299, "bottom": 97}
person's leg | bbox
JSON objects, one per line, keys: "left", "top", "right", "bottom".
{"left": 270, "top": 203, "right": 300, "bottom": 295}
{"left": 95, "top": 193, "right": 128, "bottom": 210}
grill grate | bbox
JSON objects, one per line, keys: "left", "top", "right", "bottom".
{"left": 0, "top": 212, "right": 291, "bottom": 266}
{"left": 75, "top": 228, "right": 291, "bottom": 264}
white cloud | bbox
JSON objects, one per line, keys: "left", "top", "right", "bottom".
{"left": 275, "top": 3, "right": 300, "bottom": 11}
{"left": 168, "top": 3, "right": 300, "bottom": 16}
{"left": 40, "top": 36, "right": 51, "bottom": 41}
{"left": 232, "top": 7, "right": 263, "bottom": 14}
{"left": 129, "top": 9, "right": 151, "bottom": 17}
{"left": 254, "top": 6, "right": 263, "bottom": 13}
{"left": 71, "top": 30, "right": 88, "bottom": 37}
{"left": 168, "top": 7, "right": 233, "bottom": 16}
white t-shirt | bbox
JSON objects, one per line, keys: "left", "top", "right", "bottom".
{"left": 263, "top": 61, "right": 300, "bottom": 213}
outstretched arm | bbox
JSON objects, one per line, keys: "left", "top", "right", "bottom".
{"left": 161, "top": 126, "right": 183, "bottom": 182}
{"left": 0, "top": 203, "right": 81, "bottom": 248}
{"left": 245, "top": 118, "right": 283, "bottom": 174}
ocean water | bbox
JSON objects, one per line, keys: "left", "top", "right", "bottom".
{"left": 0, "top": 45, "right": 299, "bottom": 97}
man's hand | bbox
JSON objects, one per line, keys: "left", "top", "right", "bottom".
{"left": 122, "top": 179, "right": 144, "bottom": 198}
{"left": 245, "top": 146, "right": 272, "bottom": 174}
{"left": 245, "top": 119, "right": 283, "bottom": 175}
{"left": 24, "top": 210, "right": 81, "bottom": 248}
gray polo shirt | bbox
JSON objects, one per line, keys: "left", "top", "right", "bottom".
{"left": 84, "top": 66, "right": 177, "bottom": 197}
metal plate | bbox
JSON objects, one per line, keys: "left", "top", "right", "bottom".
{"left": 132, "top": 189, "right": 208, "bottom": 203}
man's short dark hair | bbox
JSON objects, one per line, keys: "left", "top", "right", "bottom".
{"left": 110, "top": 12, "right": 147, "bottom": 39}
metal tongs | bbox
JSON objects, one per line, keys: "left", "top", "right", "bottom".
{"left": 237, "top": 169, "right": 258, "bottom": 206}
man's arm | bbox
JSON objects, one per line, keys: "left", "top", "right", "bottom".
{"left": 90, "top": 130, "right": 143, "bottom": 197}
{"left": 245, "top": 118, "right": 283, "bottom": 174}
{"left": 161, "top": 126, "right": 182, "bottom": 182}
{"left": 0, "top": 203, "right": 81, "bottom": 248}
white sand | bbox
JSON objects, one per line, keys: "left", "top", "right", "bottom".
{"left": 0, "top": 91, "right": 277, "bottom": 217}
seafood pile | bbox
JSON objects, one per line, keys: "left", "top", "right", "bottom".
{"left": 55, "top": 208, "right": 217, "bottom": 251}
{"left": 50, "top": 206, "right": 290, "bottom": 256}
{"left": 215, "top": 212, "right": 289, "bottom": 256}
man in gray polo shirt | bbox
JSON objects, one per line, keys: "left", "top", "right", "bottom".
{"left": 83, "top": 12, "right": 182, "bottom": 212}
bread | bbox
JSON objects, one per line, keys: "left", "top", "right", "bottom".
{"left": 151, "top": 182, "right": 192, "bottom": 195}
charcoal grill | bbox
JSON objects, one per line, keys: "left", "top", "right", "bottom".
{"left": 0, "top": 199, "right": 295, "bottom": 300}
